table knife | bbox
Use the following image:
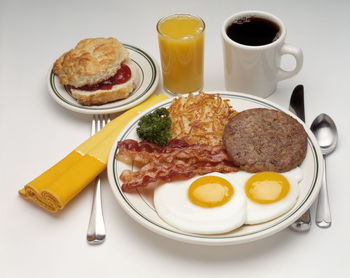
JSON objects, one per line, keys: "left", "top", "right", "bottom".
{"left": 288, "top": 85, "right": 312, "bottom": 232}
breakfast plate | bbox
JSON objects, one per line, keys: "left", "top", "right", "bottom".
{"left": 48, "top": 44, "right": 160, "bottom": 114}
{"left": 107, "top": 91, "right": 323, "bottom": 245}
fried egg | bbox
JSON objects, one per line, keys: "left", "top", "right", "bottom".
{"left": 242, "top": 167, "right": 302, "bottom": 224}
{"left": 153, "top": 168, "right": 302, "bottom": 234}
{"left": 153, "top": 172, "right": 246, "bottom": 234}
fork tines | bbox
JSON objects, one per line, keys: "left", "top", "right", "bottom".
{"left": 92, "top": 114, "right": 111, "bottom": 135}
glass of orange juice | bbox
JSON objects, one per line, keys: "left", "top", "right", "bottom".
{"left": 157, "top": 14, "right": 205, "bottom": 95}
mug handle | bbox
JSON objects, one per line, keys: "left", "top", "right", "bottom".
{"left": 277, "top": 44, "right": 303, "bottom": 81}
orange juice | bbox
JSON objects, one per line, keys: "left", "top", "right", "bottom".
{"left": 157, "top": 14, "right": 205, "bottom": 94}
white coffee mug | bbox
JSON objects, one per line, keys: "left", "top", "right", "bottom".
{"left": 222, "top": 11, "right": 303, "bottom": 98}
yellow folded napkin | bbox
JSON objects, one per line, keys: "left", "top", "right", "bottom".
{"left": 19, "top": 94, "right": 168, "bottom": 212}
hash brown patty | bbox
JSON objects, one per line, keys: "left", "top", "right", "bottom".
{"left": 168, "top": 92, "right": 237, "bottom": 146}
{"left": 223, "top": 108, "right": 307, "bottom": 172}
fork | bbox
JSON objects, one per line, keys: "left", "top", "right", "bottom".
{"left": 86, "top": 114, "right": 110, "bottom": 245}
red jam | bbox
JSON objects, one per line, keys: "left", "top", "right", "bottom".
{"left": 76, "top": 64, "right": 131, "bottom": 91}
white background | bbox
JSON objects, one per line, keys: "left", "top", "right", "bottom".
{"left": 1, "top": 0, "right": 350, "bottom": 277}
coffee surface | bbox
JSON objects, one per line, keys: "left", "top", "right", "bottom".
{"left": 226, "top": 17, "right": 280, "bottom": 46}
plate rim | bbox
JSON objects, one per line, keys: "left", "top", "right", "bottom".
{"left": 107, "top": 91, "right": 324, "bottom": 245}
{"left": 47, "top": 44, "right": 160, "bottom": 115}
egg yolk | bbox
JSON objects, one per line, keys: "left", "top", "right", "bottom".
{"left": 245, "top": 172, "right": 290, "bottom": 204}
{"left": 188, "top": 176, "right": 234, "bottom": 208}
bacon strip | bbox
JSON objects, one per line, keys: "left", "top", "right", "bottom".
{"left": 116, "top": 139, "right": 239, "bottom": 192}
{"left": 117, "top": 139, "right": 232, "bottom": 165}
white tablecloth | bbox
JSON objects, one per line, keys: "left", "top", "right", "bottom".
{"left": 1, "top": 0, "right": 349, "bottom": 277}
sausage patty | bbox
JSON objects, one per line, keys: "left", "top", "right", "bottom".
{"left": 223, "top": 108, "right": 307, "bottom": 172}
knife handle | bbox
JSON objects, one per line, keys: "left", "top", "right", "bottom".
{"left": 316, "top": 157, "right": 332, "bottom": 228}
{"left": 289, "top": 209, "right": 311, "bottom": 232}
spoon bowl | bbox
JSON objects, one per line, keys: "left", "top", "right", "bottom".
{"left": 311, "top": 114, "right": 338, "bottom": 156}
{"left": 310, "top": 113, "right": 338, "bottom": 228}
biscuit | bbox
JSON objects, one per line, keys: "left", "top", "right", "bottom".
{"left": 69, "top": 59, "right": 137, "bottom": 105}
{"left": 53, "top": 37, "right": 128, "bottom": 87}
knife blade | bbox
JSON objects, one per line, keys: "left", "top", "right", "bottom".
{"left": 288, "top": 85, "right": 311, "bottom": 232}
{"left": 289, "top": 84, "right": 305, "bottom": 122}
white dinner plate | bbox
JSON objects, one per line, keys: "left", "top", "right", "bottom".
{"left": 107, "top": 91, "right": 324, "bottom": 246}
{"left": 48, "top": 44, "right": 160, "bottom": 115}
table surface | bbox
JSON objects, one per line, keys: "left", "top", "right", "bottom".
{"left": 1, "top": 0, "right": 350, "bottom": 277}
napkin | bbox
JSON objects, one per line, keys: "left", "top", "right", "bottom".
{"left": 19, "top": 94, "right": 168, "bottom": 212}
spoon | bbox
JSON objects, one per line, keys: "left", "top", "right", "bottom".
{"left": 311, "top": 113, "right": 338, "bottom": 228}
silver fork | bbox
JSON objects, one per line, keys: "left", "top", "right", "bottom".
{"left": 86, "top": 114, "right": 110, "bottom": 245}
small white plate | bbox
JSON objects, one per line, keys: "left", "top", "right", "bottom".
{"left": 48, "top": 44, "right": 160, "bottom": 115}
{"left": 107, "top": 91, "right": 324, "bottom": 246}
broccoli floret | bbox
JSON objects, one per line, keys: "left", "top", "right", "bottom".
{"left": 136, "top": 108, "right": 172, "bottom": 146}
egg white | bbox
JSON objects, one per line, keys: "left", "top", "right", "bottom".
{"left": 153, "top": 172, "right": 247, "bottom": 234}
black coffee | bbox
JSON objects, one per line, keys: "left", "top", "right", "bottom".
{"left": 226, "top": 17, "right": 280, "bottom": 46}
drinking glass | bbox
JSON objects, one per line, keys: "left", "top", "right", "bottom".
{"left": 157, "top": 14, "right": 205, "bottom": 95}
